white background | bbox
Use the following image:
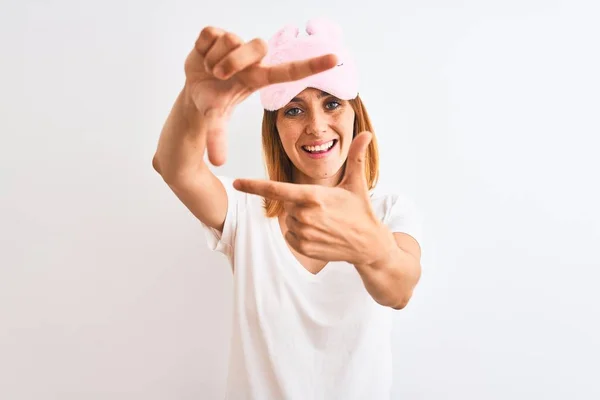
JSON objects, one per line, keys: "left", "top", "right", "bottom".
{"left": 1, "top": 0, "right": 599, "bottom": 399}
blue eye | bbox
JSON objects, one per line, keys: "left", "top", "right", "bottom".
{"left": 284, "top": 101, "right": 340, "bottom": 116}
{"left": 326, "top": 101, "right": 341, "bottom": 110}
{"left": 285, "top": 107, "right": 302, "bottom": 116}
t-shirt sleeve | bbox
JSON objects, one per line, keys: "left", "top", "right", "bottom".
{"left": 382, "top": 194, "right": 424, "bottom": 250}
{"left": 199, "top": 175, "right": 246, "bottom": 260}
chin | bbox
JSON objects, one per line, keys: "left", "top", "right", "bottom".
{"left": 297, "top": 163, "right": 345, "bottom": 182}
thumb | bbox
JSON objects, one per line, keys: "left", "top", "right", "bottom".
{"left": 204, "top": 107, "right": 230, "bottom": 166}
{"left": 339, "top": 131, "right": 372, "bottom": 191}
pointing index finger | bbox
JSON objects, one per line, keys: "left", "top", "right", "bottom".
{"left": 264, "top": 53, "right": 338, "bottom": 85}
{"left": 233, "top": 179, "right": 317, "bottom": 203}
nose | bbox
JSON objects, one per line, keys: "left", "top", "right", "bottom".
{"left": 305, "top": 108, "right": 328, "bottom": 136}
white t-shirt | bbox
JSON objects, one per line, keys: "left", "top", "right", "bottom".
{"left": 201, "top": 176, "right": 423, "bottom": 400}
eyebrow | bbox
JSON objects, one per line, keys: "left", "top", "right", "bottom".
{"left": 290, "top": 90, "right": 332, "bottom": 103}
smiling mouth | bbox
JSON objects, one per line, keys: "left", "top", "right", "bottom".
{"left": 301, "top": 139, "right": 337, "bottom": 154}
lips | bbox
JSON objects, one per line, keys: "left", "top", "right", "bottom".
{"left": 301, "top": 139, "right": 337, "bottom": 153}
{"left": 300, "top": 139, "right": 338, "bottom": 159}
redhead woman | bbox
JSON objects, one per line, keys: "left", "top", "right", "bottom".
{"left": 153, "top": 18, "right": 423, "bottom": 400}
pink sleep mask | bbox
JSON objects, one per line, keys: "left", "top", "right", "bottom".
{"left": 259, "top": 18, "right": 359, "bottom": 111}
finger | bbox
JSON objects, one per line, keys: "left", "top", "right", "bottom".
{"left": 233, "top": 179, "right": 316, "bottom": 203}
{"left": 285, "top": 213, "right": 300, "bottom": 234}
{"left": 285, "top": 205, "right": 312, "bottom": 226}
{"left": 250, "top": 54, "right": 338, "bottom": 88}
{"left": 283, "top": 200, "right": 296, "bottom": 215}
{"left": 186, "top": 27, "right": 225, "bottom": 74}
{"left": 267, "top": 53, "right": 337, "bottom": 85}
{"left": 285, "top": 230, "right": 311, "bottom": 255}
{"left": 286, "top": 205, "right": 314, "bottom": 226}
{"left": 340, "top": 131, "right": 373, "bottom": 190}
{"left": 194, "top": 26, "right": 226, "bottom": 56}
{"left": 204, "top": 108, "right": 228, "bottom": 166}
{"left": 284, "top": 230, "right": 302, "bottom": 252}
{"left": 212, "top": 38, "right": 268, "bottom": 80}
{"left": 204, "top": 32, "right": 243, "bottom": 73}
{"left": 285, "top": 231, "right": 320, "bottom": 259}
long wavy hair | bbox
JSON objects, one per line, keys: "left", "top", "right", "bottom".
{"left": 261, "top": 94, "right": 379, "bottom": 218}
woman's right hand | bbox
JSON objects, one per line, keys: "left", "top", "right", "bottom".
{"left": 183, "top": 26, "right": 338, "bottom": 166}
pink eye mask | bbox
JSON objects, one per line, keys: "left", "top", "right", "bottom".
{"left": 259, "top": 18, "right": 359, "bottom": 111}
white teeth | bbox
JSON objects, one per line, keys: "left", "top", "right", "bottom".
{"left": 303, "top": 140, "right": 335, "bottom": 153}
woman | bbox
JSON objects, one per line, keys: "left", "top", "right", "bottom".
{"left": 153, "top": 18, "right": 423, "bottom": 400}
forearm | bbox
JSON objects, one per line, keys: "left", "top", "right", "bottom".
{"left": 153, "top": 87, "right": 208, "bottom": 183}
{"left": 354, "top": 229, "right": 422, "bottom": 309}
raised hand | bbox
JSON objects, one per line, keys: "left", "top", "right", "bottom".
{"left": 184, "top": 27, "right": 338, "bottom": 166}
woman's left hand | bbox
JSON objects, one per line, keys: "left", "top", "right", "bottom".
{"left": 233, "top": 131, "right": 393, "bottom": 265}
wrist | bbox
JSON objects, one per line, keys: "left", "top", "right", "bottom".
{"left": 180, "top": 84, "right": 200, "bottom": 114}
{"left": 356, "top": 223, "right": 398, "bottom": 269}
{"left": 174, "top": 85, "right": 205, "bottom": 133}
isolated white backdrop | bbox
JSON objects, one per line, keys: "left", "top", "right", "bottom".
{"left": 1, "top": 0, "right": 599, "bottom": 399}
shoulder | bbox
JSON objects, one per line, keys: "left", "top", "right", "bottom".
{"left": 368, "top": 184, "right": 423, "bottom": 246}
{"left": 214, "top": 174, "right": 269, "bottom": 217}
{"left": 368, "top": 185, "right": 417, "bottom": 216}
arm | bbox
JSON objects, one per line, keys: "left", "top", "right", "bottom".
{"left": 230, "top": 131, "right": 423, "bottom": 307}
{"left": 353, "top": 228, "right": 422, "bottom": 310}
{"left": 153, "top": 25, "right": 336, "bottom": 232}
{"left": 153, "top": 88, "right": 228, "bottom": 232}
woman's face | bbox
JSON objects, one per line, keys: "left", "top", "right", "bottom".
{"left": 276, "top": 88, "right": 356, "bottom": 186}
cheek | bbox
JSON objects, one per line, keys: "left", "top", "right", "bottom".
{"left": 337, "top": 112, "right": 355, "bottom": 144}
{"left": 276, "top": 123, "right": 302, "bottom": 152}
